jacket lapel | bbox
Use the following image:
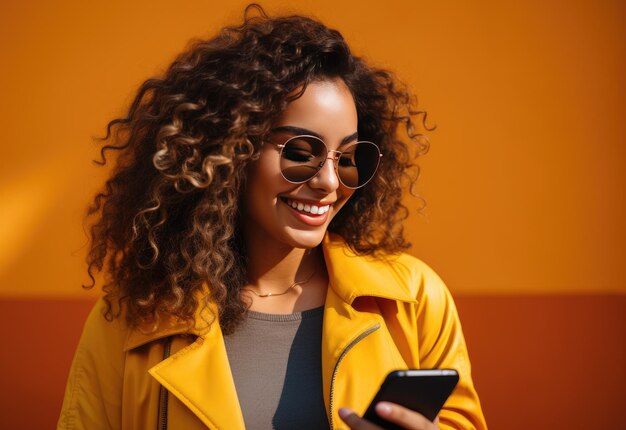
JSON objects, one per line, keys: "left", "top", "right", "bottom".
{"left": 147, "top": 310, "right": 246, "bottom": 430}
{"left": 321, "top": 287, "right": 383, "bottom": 428}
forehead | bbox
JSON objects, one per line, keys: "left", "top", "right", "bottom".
{"left": 272, "top": 79, "right": 358, "bottom": 142}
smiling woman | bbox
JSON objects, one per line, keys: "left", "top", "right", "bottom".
{"left": 57, "top": 4, "right": 486, "bottom": 430}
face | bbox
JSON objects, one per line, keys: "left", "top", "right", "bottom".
{"left": 241, "top": 78, "right": 358, "bottom": 250}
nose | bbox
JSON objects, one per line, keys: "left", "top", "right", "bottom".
{"left": 308, "top": 153, "right": 341, "bottom": 192}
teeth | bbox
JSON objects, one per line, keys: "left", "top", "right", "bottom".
{"left": 287, "top": 199, "right": 330, "bottom": 215}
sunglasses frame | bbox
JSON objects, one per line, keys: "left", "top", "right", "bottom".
{"left": 273, "top": 134, "right": 383, "bottom": 190}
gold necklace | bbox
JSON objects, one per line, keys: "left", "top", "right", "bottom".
{"left": 246, "top": 269, "right": 317, "bottom": 298}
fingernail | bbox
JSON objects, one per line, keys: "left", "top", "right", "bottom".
{"left": 338, "top": 408, "right": 352, "bottom": 419}
{"left": 376, "top": 402, "right": 393, "bottom": 415}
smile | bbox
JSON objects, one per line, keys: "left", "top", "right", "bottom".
{"left": 285, "top": 198, "right": 330, "bottom": 215}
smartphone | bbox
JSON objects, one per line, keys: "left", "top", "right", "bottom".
{"left": 362, "top": 369, "right": 459, "bottom": 429}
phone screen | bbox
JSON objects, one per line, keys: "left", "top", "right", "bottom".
{"left": 362, "top": 369, "right": 459, "bottom": 429}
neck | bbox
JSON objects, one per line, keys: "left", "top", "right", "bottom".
{"left": 246, "top": 241, "right": 321, "bottom": 289}
{"left": 242, "top": 235, "right": 328, "bottom": 313}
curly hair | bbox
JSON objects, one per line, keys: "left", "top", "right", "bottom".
{"left": 86, "top": 4, "right": 431, "bottom": 334}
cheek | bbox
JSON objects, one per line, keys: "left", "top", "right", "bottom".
{"left": 244, "top": 155, "right": 284, "bottom": 207}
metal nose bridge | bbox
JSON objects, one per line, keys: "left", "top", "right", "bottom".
{"left": 317, "top": 149, "right": 343, "bottom": 169}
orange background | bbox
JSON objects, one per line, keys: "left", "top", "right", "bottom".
{"left": 1, "top": 0, "right": 624, "bottom": 428}
{"left": 1, "top": 0, "right": 625, "bottom": 297}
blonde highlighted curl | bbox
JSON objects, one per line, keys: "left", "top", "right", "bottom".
{"left": 86, "top": 4, "right": 432, "bottom": 334}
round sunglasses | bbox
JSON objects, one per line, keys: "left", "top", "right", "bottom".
{"left": 272, "top": 135, "right": 382, "bottom": 189}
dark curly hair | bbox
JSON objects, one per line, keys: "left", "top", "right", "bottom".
{"left": 86, "top": 4, "right": 431, "bottom": 334}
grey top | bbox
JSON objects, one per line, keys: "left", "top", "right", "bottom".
{"left": 223, "top": 306, "right": 330, "bottom": 430}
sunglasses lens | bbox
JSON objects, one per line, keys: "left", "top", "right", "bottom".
{"left": 280, "top": 136, "right": 327, "bottom": 183}
{"left": 337, "top": 142, "right": 381, "bottom": 188}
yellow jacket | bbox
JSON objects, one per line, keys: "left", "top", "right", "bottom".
{"left": 58, "top": 234, "right": 487, "bottom": 429}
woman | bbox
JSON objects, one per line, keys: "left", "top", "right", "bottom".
{"left": 59, "top": 5, "right": 487, "bottom": 430}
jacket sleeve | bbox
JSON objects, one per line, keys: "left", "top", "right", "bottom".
{"left": 413, "top": 262, "right": 488, "bottom": 430}
{"left": 57, "top": 299, "right": 126, "bottom": 430}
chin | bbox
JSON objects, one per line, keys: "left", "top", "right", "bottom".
{"left": 282, "top": 227, "right": 328, "bottom": 249}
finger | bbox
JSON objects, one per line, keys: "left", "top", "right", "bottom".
{"left": 375, "top": 402, "right": 438, "bottom": 430}
{"left": 338, "top": 407, "right": 382, "bottom": 430}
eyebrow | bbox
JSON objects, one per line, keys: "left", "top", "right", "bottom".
{"left": 271, "top": 126, "right": 359, "bottom": 146}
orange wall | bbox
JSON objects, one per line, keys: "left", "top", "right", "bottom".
{"left": 1, "top": 0, "right": 624, "bottom": 297}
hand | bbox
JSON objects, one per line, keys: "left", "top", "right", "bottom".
{"left": 338, "top": 402, "right": 439, "bottom": 430}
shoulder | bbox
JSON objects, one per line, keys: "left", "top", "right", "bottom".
{"left": 378, "top": 251, "right": 451, "bottom": 308}
{"left": 58, "top": 299, "right": 128, "bottom": 429}
{"left": 70, "top": 298, "right": 129, "bottom": 380}
{"left": 385, "top": 251, "right": 444, "bottom": 286}
{"left": 65, "top": 298, "right": 142, "bottom": 392}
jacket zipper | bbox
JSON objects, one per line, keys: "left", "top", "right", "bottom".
{"left": 159, "top": 338, "right": 172, "bottom": 430}
{"left": 328, "top": 323, "right": 381, "bottom": 430}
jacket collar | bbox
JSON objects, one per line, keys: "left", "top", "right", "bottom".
{"left": 322, "top": 232, "right": 418, "bottom": 305}
{"left": 123, "top": 296, "right": 210, "bottom": 351}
